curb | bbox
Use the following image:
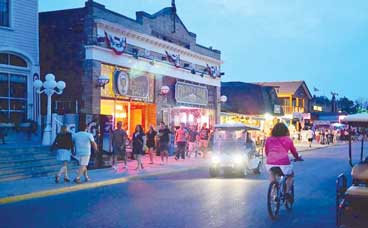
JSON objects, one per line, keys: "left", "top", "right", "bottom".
{"left": 0, "top": 164, "right": 206, "bottom": 205}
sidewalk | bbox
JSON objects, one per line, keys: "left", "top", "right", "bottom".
{"left": 0, "top": 155, "right": 207, "bottom": 204}
{"left": 295, "top": 141, "right": 347, "bottom": 152}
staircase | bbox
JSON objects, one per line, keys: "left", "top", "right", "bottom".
{"left": 0, "top": 145, "right": 79, "bottom": 183}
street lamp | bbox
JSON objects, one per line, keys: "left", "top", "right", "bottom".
{"left": 218, "top": 95, "right": 227, "bottom": 103}
{"left": 33, "top": 74, "right": 66, "bottom": 145}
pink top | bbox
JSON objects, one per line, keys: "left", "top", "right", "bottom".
{"left": 265, "top": 136, "right": 299, "bottom": 165}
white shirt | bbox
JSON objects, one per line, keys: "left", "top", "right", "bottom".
{"left": 73, "top": 131, "right": 95, "bottom": 156}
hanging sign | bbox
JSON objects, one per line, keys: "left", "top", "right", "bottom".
{"left": 104, "top": 31, "right": 127, "bottom": 55}
{"left": 274, "top": 104, "right": 281, "bottom": 114}
{"left": 175, "top": 82, "right": 208, "bottom": 106}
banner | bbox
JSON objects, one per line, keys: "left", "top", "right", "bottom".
{"left": 105, "top": 31, "right": 127, "bottom": 55}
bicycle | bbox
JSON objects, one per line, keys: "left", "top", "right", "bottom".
{"left": 267, "top": 158, "right": 303, "bottom": 220}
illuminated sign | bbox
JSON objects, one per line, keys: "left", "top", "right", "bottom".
{"left": 175, "top": 82, "right": 208, "bottom": 106}
{"left": 113, "top": 70, "right": 153, "bottom": 101}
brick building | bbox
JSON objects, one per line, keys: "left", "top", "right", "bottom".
{"left": 39, "top": 0, "right": 222, "bottom": 135}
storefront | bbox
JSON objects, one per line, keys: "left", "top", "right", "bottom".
{"left": 100, "top": 64, "right": 156, "bottom": 135}
{"left": 159, "top": 78, "right": 218, "bottom": 130}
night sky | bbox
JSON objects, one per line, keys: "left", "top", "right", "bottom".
{"left": 39, "top": 0, "right": 368, "bottom": 100}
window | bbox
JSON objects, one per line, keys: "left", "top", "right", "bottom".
{"left": 0, "top": 53, "right": 27, "bottom": 68}
{"left": 0, "top": 0, "right": 9, "bottom": 27}
{"left": 0, "top": 73, "right": 27, "bottom": 123}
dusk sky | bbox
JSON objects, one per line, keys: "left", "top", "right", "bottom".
{"left": 39, "top": 0, "right": 368, "bottom": 100}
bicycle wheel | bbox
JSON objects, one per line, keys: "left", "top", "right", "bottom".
{"left": 267, "top": 181, "right": 280, "bottom": 220}
{"left": 285, "top": 184, "right": 294, "bottom": 210}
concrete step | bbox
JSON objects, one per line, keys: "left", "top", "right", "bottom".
{"left": 0, "top": 154, "right": 55, "bottom": 163}
{"left": 0, "top": 159, "right": 66, "bottom": 172}
{"left": 0, "top": 162, "right": 79, "bottom": 179}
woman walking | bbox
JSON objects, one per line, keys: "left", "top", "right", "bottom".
{"left": 53, "top": 125, "right": 73, "bottom": 183}
{"left": 132, "top": 125, "right": 146, "bottom": 170}
{"left": 146, "top": 125, "right": 157, "bottom": 164}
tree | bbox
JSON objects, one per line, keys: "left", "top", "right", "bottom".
{"left": 338, "top": 97, "right": 358, "bottom": 114}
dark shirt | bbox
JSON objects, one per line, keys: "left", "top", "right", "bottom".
{"left": 188, "top": 130, "right": 198, "bottom": 142}
{"left": 53, "top": 132, "right": 73, "bottom": 150}
{"left": 112, "top": 129, "right": 127, "bottom": 147}
{"left": 146, "top": 130, "right": 157, "bottom": 145}
{"left": 199, "top": 128, "right": 210, "bottom": 140}
{"left": 159, "top": 128, "right": 170, "bottom": 144}
{"left": 132, "top": 132, "right": 145, "bottom": 155}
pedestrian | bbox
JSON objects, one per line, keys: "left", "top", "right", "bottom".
{"left": 187, "top": 125, "right": 199, "bottom": 158}
{"left": 199, "top": 123, "right": 211, "bottom": 158}
{"left": 158, "top": 122, "right": 170, "bottom": 165}
{"left": 73, "top": 122, "right": 97, "bottom": 183}
{"left": 132, "top": 124, "right": 146, "bottom": 170}
{"left": 175, "top": 123, "right": 188, "bottom": 160}
{"left": 53, "top": 125, "right": 73, "bottom": 183}
{"left": 306, "top": 127, "right": 314, "bottom": 148}
{"left": 146, "top": 125, "right": 157, "bottom": 164}
{"left": 111, "top": 121, "right": 128, "bottom": 170}
{"left": 0, "top": 126, "right": 6, "bottom": 144}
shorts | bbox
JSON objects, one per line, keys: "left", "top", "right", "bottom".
{"left": 265, "top": 164, "right": 294, "bottom": 176}
{"left": 308, "top": 138, "right": 313, "bottom": 142}
{"left": 56, "top": 149, "right": 71, "bottom": 162}
{"left": 147, "top": 142, "right": 155, "bottom": 149}
{"left": 113, "top": 146, "right": 126, "bottom": 156}
{"left": 159, "top": 142, "right": 169, "bottom": 152}
{"left": 77, "top": 155, "right": 90, "bottom": 166}
{"left": 199, "top": 140, "right": 208, "bottom": 149}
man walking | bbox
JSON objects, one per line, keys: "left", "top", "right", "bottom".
{"left": 73, "top": 122, "right": 97, "bottom": 183}
{"left": 187, "top": 125, "right": 199, "bottom": 158}
{"left": 199, "top": 123, "right": 211, "bottom": 158}
{"left": 175, "top": 123, "right": 188, "bottom": 160}
{"left": 111, "top": 121, "right": 128, "bottom": 170}
{"left": 158, "top": 122, "right": 170, "bottom": 165}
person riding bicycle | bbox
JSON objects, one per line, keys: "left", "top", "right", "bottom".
{"left": 265, "top": 123, "right": 302, "bottom": 199}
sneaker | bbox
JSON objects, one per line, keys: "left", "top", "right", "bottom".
{"left": 64, "top": 177, "right": 71, "bottom": 183}
{"left": 85, "top": 176, "right": 91, "bottom": 182}
{"left": 55, "top": 175, "right": 60, "bottom": 184}
{"left": 112, "top": 165, "right": 117, "bottom": 170}
{"left": 73, "top": 178, "right": 81, "bottom": 184}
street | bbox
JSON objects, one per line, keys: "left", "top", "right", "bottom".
{"left": 0, "top": 144, "right": 354, "bottom": 228}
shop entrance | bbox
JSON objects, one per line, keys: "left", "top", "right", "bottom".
{"left": 100, "top": 99, "right": 156, "bottom": 135}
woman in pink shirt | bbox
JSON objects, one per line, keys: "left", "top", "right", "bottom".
{"left": 265, "top": 123, "right": 302, "bottom": 194}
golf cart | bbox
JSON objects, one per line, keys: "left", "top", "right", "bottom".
{"left": 336, "top": 113, "right": 368, "bottom": 227}
{"left": 209, "top": 123, "right": 262, "bottom": 177}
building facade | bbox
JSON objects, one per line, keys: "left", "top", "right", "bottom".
{"left": 257, "top": 81, "right": 312, "bottom": 117}
{"left": 0, "top": 0, "right": 40, "bottom": 124}
{"left": 40, "top": 0, "right": 222, "bottom": 135}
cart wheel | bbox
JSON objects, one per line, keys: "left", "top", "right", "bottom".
{"left": 209, "top": 167, "right": 220, "bottom": 178}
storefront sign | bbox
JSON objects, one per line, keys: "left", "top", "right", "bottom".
{"left": 114, "top": 70, "right": 152, "bottom": 100}
{"left": 273, "top": 104, "right": 281, "bottom": 114}
{"left": 293, "top": 112, "right": 303, "bottom": 119}
{"left": 175, "top": 82, "right": 208, "bottom": 106}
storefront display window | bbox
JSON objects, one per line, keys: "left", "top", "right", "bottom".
{"left": 170, "top": 107, "right": 214, "bottom": 129}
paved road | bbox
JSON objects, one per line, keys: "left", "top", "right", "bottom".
{"left": 0, "top": 144, "right": 357, "bottom": 228}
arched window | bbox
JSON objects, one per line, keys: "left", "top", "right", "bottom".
{"left": 0, "top": 53, "right": 28, "bottom": 68}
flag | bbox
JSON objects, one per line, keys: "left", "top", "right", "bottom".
{"left": 165, "top": 51, "right": 180, "bottom": 67}
{"left": 313, "top": 87, "right": 319, "bottom": 92}
{"left": 104, "top": 31, "right": 127, "bottom": 55}
{"left": 206, "top": 64, "right": 219, "bottom": 78}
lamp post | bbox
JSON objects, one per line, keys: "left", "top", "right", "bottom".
{"left": 33, "top": 74, "right": 66, "bottom": 145}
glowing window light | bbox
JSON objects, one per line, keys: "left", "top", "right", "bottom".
{"left": 116, "top": 112, "right": 127, "bottom": 118}
{"left": 188, "top": 114, "right": 194, "bottom": 123}
{"left": 116, "top": 105, "right": 123, "bottom": 111}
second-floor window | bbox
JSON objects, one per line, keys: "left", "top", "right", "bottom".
{"left": 0, "top": 0, "right": 9, "bottom": 27}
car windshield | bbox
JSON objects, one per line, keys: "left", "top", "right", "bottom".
{"left": 213, "top": 128, "right": 246, "bottom": 154}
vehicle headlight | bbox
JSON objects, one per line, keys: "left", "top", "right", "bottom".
{"left": 232, "top": 154, "right": 243, "bottom": 164}
{"left": 212, "top": 155, "right": 221, "bottom": 164}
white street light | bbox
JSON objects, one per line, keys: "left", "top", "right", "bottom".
{"left": 33, "top": 73, "right": 65, "bottom": 145}
{"left": 219, "top": 95, "right": 227, "bottom": 103}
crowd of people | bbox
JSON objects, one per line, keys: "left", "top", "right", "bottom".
{"left": 51, "top": 121, "right": 213, "bottom": 184}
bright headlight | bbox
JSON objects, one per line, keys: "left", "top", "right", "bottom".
{"left": 212, "top": 155, "right": 221, "bottom": 164}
